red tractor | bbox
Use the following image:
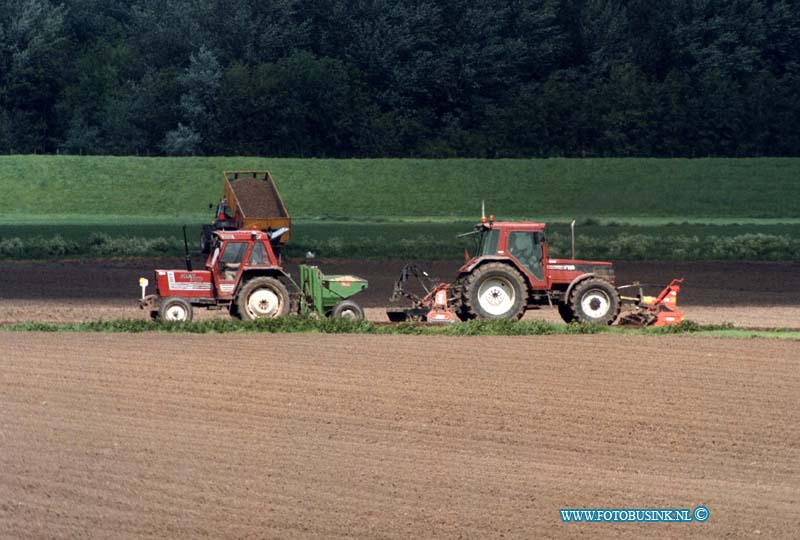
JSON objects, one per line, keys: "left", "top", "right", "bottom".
{"left": 139, "top": 229, "right": 367, "bottom": 322}
{"left": 389, "top": 218, "right": 683, "bottom": 326}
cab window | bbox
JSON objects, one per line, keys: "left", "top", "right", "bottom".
{"left": 478, "top": 229, "right": 500, "bottom": 257}
{"left": 248, "top": 242, "right": 270, "bottom": 265}
{"left": 508, "top": 231, "right": 544, "bottom": 280}
{"left": 218, "top": 241, "right": 248, "bottom": 279}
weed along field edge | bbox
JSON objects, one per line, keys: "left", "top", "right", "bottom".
{"left": 1, "top": 257, "right": 799, "bottom": 331}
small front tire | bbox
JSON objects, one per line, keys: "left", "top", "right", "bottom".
{"left": 569, "top": 278, "right": 620, "bottom": 325}
{"left": 159, "top": 297, "right": 193, "bottom": 322}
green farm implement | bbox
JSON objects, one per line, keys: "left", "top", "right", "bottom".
{"left": 299, "top": 265, "right": 368, "bottom": 319}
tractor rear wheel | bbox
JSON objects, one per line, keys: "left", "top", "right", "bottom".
{"left": 557, "top": 302, "right": 575, "bottom": 323}
{"left": 331, "top": 299, "right": 365, "bottom": 320}
{"left": 461, "top": 263, "right": 526, "bottom": 320}
{"left": 237, "top": 277, "right": 290, "bottom": 320}
{"left": 569, "top": 278, "right": 620, "bottom": 325}
{"left": 159, "top": 297, "right": 193, "bottom": 322}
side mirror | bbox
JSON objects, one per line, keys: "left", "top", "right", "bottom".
{"left": 270, "top": 227, "right": 289, "bottom": 240}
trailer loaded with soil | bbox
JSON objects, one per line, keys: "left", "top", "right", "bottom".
{"left": 201, "top": 171, "right": 291, "bottom": 254}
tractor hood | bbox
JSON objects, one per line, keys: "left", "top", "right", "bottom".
{"left": 154, "top": 269, "right": 214, "bottom": 298}
{"left": 547, "top": 259, "right": 615, "bottom": 285}
{"left": 547, "top": 258, "right": 613, "bottom": 271}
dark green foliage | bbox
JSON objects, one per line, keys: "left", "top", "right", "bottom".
{"left": 2, "top": 221, "right": 800, "bottom": 261}
{"left": 1, "top": 0, "right": 799, "bottom": 157}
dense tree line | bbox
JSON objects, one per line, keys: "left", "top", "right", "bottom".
{"left": 1, "top": 0, "right": 799, "bottom": 157}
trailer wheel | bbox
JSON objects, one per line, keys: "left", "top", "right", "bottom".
{"left": 461, "top": 263, "right": 525, "bottom": 320}
{"left": 237, "top": 277, "right": 290, "bottom": 320}
{"left": 557, "top": 302, "right": 575, "bottom": 323}
{"left": 159, "top": 297, "right": 193, "bottom": 322}
{"left": 331, "top": 299, "right": 365, "bottom": 320}
{"left": 569, "top": 278, "right": 620, "bottom": 325}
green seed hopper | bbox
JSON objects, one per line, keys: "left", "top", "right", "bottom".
{"left": 299, "top": 265, "right": 368, "bottom": 319}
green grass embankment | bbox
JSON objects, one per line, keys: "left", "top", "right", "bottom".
{"left": 3, "top": 155, "right": 800, "bottom": 220}
{"left": 2, "top": 156, "right": 799, "bottom": 260}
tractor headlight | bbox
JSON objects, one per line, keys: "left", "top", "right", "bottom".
{"left": 139, "top": 277, "right": 149, "bottom": 300}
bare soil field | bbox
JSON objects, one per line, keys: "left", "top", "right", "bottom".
{"left": 1, "top": 333, "right": 798, "bottom": 539}
{"left": 1, "top": 258, "right": 798, "bottom": 327}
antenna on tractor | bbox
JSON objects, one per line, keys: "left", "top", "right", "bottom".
{"left": 570, "top": 218, "right": 577, "bottom": 259}
{"left": 182, "top": 225, "right": 193, "bottom": 272}
{"left": 481, "top": 200, "right": 486, "bottom": 223}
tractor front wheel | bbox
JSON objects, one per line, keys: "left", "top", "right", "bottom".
{"left": 461, "top": 263, "right": 525, "bottom": 320}
{"left": 569, "top": 278, "right": 620, "bottom": 325}
{"left": 237, "top": 277, "right": 290, "bottom": 320}
{"left": 330, "top": 299, "right": 365, "bottom": 320}
{"left": 159, "top": 297, "right": 193, "bottom": 322}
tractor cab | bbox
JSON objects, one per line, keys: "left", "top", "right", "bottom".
{"left": 205, "top": 230, "right": 284, "bottom": 299}
{"left": 468, "top": 221, "right": 549, "bottom": 287}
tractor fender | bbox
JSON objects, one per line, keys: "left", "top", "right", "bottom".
{"left": 459, "top": 256, "right": 525, "bottom": 277}
{"left": 564, "top": 273, "right": 599, "bottom": 302}
{"left": 238, "top": 268, "right": 300, "bottom": 295}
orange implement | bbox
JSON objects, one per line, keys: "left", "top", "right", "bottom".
{"left": 619, "top": 278, "right": 685, "bottom": 327}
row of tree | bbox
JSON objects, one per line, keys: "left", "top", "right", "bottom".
{"left": 1, "top": 0, "right": 799, "bottom": 157}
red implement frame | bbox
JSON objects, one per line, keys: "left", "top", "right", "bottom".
{"left": 619, "top": 278, "right": 685, "bottom": 327}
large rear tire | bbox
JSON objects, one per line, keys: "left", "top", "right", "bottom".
{"left": 460, "top": 263, "right": 526, "bottom": 320}
{"left": 569, "top": 278, "right": 620, "bottom": 325}
{"left": 236, "top": 277, "right": 290, "bottom": 320}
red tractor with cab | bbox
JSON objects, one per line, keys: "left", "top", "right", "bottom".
{"left": 389, "top": 217, "right": 683, "bottom": 326}
{"left": 140, "top": 229, "right": 367, "bottom": 322}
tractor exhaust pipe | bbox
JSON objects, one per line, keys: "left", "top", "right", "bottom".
{"left": 571, "top": 218, "right": 576, "bottom": 259}
{"left": 182, "top": 225, "right": 193, "bottom": 272}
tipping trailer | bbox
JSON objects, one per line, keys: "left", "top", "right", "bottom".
{"left": 201, "top": 171, "right": 291, "bottom": 254}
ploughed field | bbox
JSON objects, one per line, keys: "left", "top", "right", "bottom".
{"left": 1, "top": 258, "right": 799, "bottom": 328}
{"left": 1, "top": 333, "right": 798, "bottom": 539}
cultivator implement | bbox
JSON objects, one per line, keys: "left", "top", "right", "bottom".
{"left": 618, "top": 278, "right": 685, "bottom": 327}
{"left": 386, "top": 264, "right": 460, "bottom": 323}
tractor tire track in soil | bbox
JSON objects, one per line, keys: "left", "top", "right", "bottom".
{"left": 1, "top": 258, "right": 799, "bottom": 327}
{"left": 1, "top": 333, "right": 798, "bottom": 539}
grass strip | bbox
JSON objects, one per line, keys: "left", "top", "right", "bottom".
{"left": 4, "top": 318, "right": 793, "bottom": 339}
{"left": 3, "top": 156, "right": 800, "bottom": 220}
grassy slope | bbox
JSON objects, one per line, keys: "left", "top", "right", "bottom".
{"left": 2, "top": 155, "right": 800, "bottom": 220}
